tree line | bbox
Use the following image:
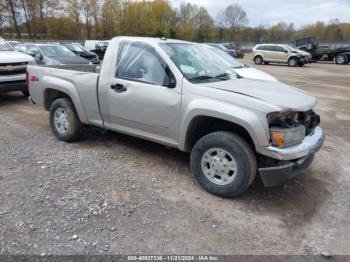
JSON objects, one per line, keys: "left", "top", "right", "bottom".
{"left": 1, "top": 0, "right": 350, "bottom": 44}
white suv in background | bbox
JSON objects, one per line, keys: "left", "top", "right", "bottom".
{"left": 0, "top": 37, "right": 34, "bottom": 97}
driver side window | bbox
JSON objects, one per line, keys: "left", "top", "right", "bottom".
{"left": 116, "top": 42, "right": 169, "bottom": 86}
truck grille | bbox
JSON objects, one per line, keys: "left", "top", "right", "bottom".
{"left": 0, "top": 62, "right": 28, "bottom": 76}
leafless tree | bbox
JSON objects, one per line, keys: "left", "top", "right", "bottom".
{"left": 218, "top": 4, "right": 248, "bottom": 30}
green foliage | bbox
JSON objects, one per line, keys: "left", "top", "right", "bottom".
{"left": 1, "top": 0, "right": 350, "bottom": 43}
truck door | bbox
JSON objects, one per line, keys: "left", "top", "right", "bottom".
{"left": 104, "top": 41, "right": 182, "bottom": 146}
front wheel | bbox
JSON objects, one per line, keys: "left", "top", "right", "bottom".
{"left": 190, "top": 132, "right": 257, "bottom": 198}
{"left": 335, "top": 54, "right": 349, "bottom": 65}
{"left": 288, "top": 57, "right": 299, "bottom": 67}
{"left": 49, "top": 98, "right": 82, "bottom": 142}
{"left": 22, "top": 90, "right": 30, "bottom": 97}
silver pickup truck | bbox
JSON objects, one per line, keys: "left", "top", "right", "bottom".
{"left": 27, "top": 37, "right": 325, "bottom": 197}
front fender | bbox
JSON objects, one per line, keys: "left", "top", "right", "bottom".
{"left": 179, "top": 99, "right": 270, "bottom": 151}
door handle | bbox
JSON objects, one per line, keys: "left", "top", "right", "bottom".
{"left": 111, "top": 83, "right": 127, "bottom": 93}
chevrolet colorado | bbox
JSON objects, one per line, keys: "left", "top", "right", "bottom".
{"left": 27, "top": 37, "right": 325, "bottom": 197}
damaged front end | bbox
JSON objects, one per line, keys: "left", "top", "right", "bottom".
{"left": 257, "top": 110, "right": 324, "bottom": 186}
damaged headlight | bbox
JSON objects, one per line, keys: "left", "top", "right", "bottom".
{"left": 270, "top": 125, "right": 305, "bottom": 148}
{"left": 268, "top": 112, "right": 306, "bottom": 148}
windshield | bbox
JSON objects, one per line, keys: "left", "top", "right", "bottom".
{"left": 0, "top": 40, "right": 14, "bottom": 51}
{"left": 285, "top": 45, "right": 299, "bottom": 52}
{"left": 64, "top": 44, "right": 84, "bottom": 52}
{"left": 40, "top": 45, "right": 76, "bottom": 57}
{"left": 160, "top": 43, "right": 240, "bottom": 83}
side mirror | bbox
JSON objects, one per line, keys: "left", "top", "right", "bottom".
{"left": 163, "top": 66, "right": 176, "bottom": 88}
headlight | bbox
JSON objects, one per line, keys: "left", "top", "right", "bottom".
{"left": 270, "top": 125, "right": 305, "bottom": 148}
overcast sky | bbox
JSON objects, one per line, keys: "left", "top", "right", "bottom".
{"left": 170, "top": 0, "right": 350, "bottom": 28}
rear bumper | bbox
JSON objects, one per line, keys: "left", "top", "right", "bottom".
{"left": 259, "top": 154, "right": 315, "bottom": 186}
{"left": 0, "top": 80, "right": 26, "bottom": 93}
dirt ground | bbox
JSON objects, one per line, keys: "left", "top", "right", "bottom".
{"left": 0, "top": 59, "right": 349, "bottom": 256}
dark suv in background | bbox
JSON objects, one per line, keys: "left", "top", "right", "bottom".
{"left": 289, "top": 37, "right": 350, "bottom": 64}
{"left": 222, "top": 42, "right": 245, "bottom": 58}
{"left": 61, "top": 43, "right": 100, "bottom": 64}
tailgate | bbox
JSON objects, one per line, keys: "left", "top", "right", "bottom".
{"left": 27, "top": 65, "right": 48, "bottom": 105}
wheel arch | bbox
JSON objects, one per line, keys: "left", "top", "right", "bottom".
{"left": 183, "top": 116, "right": 256, "bottom": 152}
{"left": 43, "top": 87, "right": 88, "bottom": 124}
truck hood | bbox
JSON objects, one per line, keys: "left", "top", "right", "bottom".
{"left": 234, "top": 67, "right": 278, "bottom": 82}
{"left": 203, "top": 79, "right": 317, "bottom": 111}
{"left": 0, "top": 51, "right": 34, "bottom": 63}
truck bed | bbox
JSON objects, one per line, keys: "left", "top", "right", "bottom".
{"left": 28, "top": 64, "right": 103, "bottom": 126}
{"left": 46, "top": 64, "right": 100, "bottom": 73}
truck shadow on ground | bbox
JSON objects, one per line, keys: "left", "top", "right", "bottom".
{"left": 81, "top": 127, "right": 331, "bottom": 226}
{"left": 0, "top": 93, "right": 27, "bottom": 107}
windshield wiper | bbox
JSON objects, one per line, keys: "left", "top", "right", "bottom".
{"left": 189, "top": 75, "right": 215, "bottom": 81}
{"left": 214, "top": 73, "right": 230, "bottom": 79}
{"left": 189, "top": 73, "right": 230, "bottom": 82}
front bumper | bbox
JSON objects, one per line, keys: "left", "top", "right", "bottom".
{"left": 259, "top": 154, "right": 315, "bottom": 186}
{"left": 0, "top": 80, "right": 27, "bottom": 93}
{"left": 259, "top": 126, "right": 325, "bottom": 161}
{"left": 257, "top": 126, "right": 325, "bottom": 186}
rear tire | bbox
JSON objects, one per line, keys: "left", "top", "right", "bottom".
{"left": 288, "top": 57, "right": 299, "bottom": 67}
{"left": 190, "top": 131, "right": 257, "bottom": 198}
{"left": 254, "top": 56, "right": 263, "bottom": 65}
{"left": 49, "top": 98, "right": 82, "bottom": 142}
{"left": 335, "top": 54, "right": 348, "bottom": 65}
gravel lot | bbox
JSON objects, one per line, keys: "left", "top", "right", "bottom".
{"left": 0, "top": 59, "right": 349, "bottom": 255}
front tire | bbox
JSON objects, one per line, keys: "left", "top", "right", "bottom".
{"left": 288, "top": 57, "right": 299, "bottom": 67}
{"left": 49, "top": 98, "right": 82, "bottom": 142}
{"left": 22, "top": 90, "right": 30, "bottom": 97}
{"left": 335, "top": 54, "right": 348, "bottom": 65}
{"left": 190, "top": 132, "right": 257, "bottom": 198}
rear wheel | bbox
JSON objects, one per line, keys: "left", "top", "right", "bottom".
{"left": 335, "top": 54, "right": 349, "bottom": 65}
{"left": 288, "top": 57, "right": 299, "bottom": 67}
{"left": 190, "top": 132, "right": 257, "bottom": 198}
{"left": 49, "top": 98, "right": 82, "bottom": 142}
{"left": 254, "top": 56, "right": 263, "bottom": 65}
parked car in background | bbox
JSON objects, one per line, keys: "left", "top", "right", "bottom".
{"left": 27, "top": 37, "right": 324, "bottom": 197}
{"left": 84, "top": 40, "right": 110, "bottom": 60}
{"left": 222, "top": 42, "right": 245, "bottom": 58}
{"left": 289, "top": 37, "right": 350, "bottom": 64}
{"left": 0, "top": 37, "right": 34, "bottom": 97}
{"left": 61, "top": 43, "right": 99, "bottom": 64}
{"left": 204, "top": 44, "right": 277, "bottom": 81}
{"left": 7, "top": 40, "right": 21, "bottom": 49}
{"left": 251, "top": 44, "right": 308, "bottom": 67}
{"left": 17, "top": 43, "right": 91, "bottom": 65}
{"left": 284, "top": 45, "right": 313, "bottom": 63}
{"left": 207, "top": 43, "right": 238, "bottom": 58}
